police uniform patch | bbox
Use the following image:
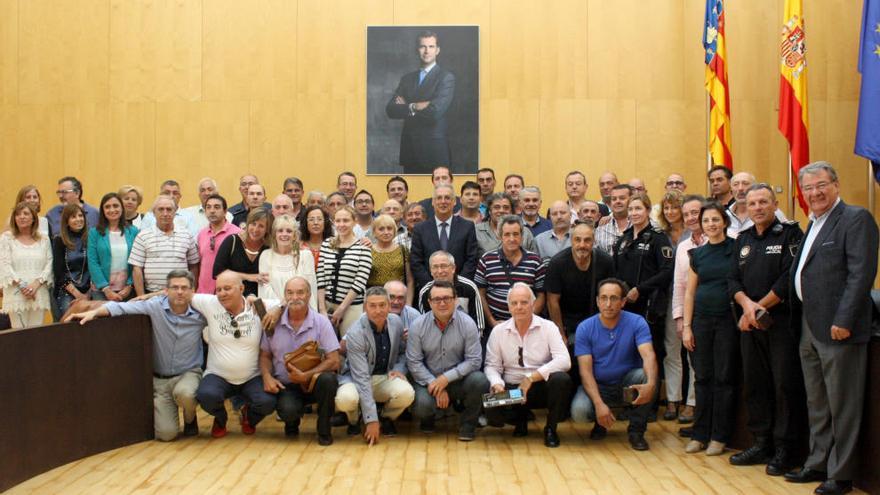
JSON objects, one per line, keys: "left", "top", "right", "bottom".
{"left": 661, "top": 246, "right": 673, "bottom": 259}
{"left": 740, "top": 245, "right": 750, "bottom": 258}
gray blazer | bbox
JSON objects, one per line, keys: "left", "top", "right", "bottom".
{"left": 792, "top": 200, "right": 879, "bottom": 345}
{"left": 339, "top": 313, "right": 408, "bottom": 423}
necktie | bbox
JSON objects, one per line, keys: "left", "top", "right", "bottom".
{"left": 439, "top": 222, "right": 449, "bottom": 251}
{"left": 418, "top": 70, "right": 427, "bottom": 85}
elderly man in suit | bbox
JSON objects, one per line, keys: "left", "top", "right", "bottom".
{"left": 784, "top": 161, "right": 879, "bottom": 495}
{"left": 410, "top": 184, "right": 479, "bottom": 289}
{"left": 385, "top": 30, "right": 456, "bottom": 174}
{"left": 335, "top": 287, "right": 414, "bottom": 444}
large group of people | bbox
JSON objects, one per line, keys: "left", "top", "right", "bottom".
{"left": 2, "top": 160, "right": 876, "bottom": 495}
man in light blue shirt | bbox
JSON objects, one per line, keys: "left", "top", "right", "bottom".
{"left": 66, "top": 270, "right": 206, "bottom": 441}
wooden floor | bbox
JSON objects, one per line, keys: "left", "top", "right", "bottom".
{"left": 7, "top": 408, "right": 861, "bottom": 495}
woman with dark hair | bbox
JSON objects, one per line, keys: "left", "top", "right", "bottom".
{"left": 682, "top": 201, "right": 737, "bottom": 456}
{"left": 0, "top": 202, "right": 53, "bottom": 328}
{"left": 300, "top": 205, "right": 333, "bottom": 271}
{"left": 213, "top": 207, "right": 271, "bottom": 296}
{"left": 52, "top": 204, "right": 91, "bottom": 317}
{"left": 88, "top": 192, "right": 139, "bottom": 302}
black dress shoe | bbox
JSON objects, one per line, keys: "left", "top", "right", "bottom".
{"left": 765, "top": 447, "right": 797, "bottom": 476}
{"left": 628, "top": 432, "right": 649, "bottom": 451}
{"left": 380, "top": 417, "right": 397, "bottom": 437}
{"left": 346, "top": 423, "right": 361, "bottom": 436}
{"left": 284, "top": 420, "right": 300, "bottom": 437}
{"left": 590, "top": 423, "right": 607, "bottom": 440}
{"left": 513, "top": 421, "right": 528, "bottom": 437}
{"left": 543, "top": 426, "right": 560, "bottom": 448}
{"left": 330, "top": 412, "right": 349, "bottom": 428}
{"left": 814, "top": 479, "right": 853, "bottom": 495}
{"left": 183, "top": 417, "right": 198, "bottom": 437}
{"left": 729, "top": 444, "right": 773, "bottom": 466}
{"left": 784, "top": 468, "right": 827, "bottom": 483}
{"left": 419, "top": 418, "right": 436, "bottom": 434}
{"left": 317, "top": 433, "right": 333, "bottom": 446}
{"left": 678, "top": 427, "right": 693, "bottom": 438}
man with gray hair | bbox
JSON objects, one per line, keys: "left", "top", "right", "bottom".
{"left": 129, "top": 195, "right": 200, "bottom": 296}
{"left": 140, "top": 180, "right": 198, "bottom": 236}
{"left": 66, "top": 270, "right": 207, "bottom": 441}
{"left": 271, "top": 194, "right": 295, "bottom": 219}
{"left": 336, "top": 287, "right": 415, "bottom": 443}
{"left": 535, "top": 200, "right": 573, "bottom": 260}
{"left": 475, "top": 215, "right": 547, "bottom": 329}
{"left": 784, "top": 161, "right": 879, "bottom": 494}
{"left": 475, "top": 192, "right": 537, "bottom": 256}
{"left": 727, "top": 172, "right": 787, "bottom": 235}
{"left": 520, "top": 186, "right": 552, "bottom": 236}
{"left": 410, "top": 183, "right": 479, "bottom": 288}
{"left": 384, "top": 280, "right": 420, "bottom": 330}
{"left": 417, "top": 251, "right": 485, "bottom": 333}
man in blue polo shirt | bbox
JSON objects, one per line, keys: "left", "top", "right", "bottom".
{"left": 570, "top": 278, "right": 658, "bottom": 451}
{"left": 66, "top": 269, "right": 206, "bottom": 441}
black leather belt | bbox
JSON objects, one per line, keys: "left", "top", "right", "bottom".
{"left": 153, "top": 372, "right": 179, "bottom": 379}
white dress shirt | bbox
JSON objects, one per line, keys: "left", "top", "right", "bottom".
{"left": 484, "top": 315, "right": 571, "bottom": 387}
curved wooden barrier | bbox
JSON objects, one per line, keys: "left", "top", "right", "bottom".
{"left": 0, "top": 316, "right": 153, "bottom": 492}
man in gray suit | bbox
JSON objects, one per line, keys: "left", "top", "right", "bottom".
{"left": 784, "top": 161, "right": 879, "bottom": 495}
{"left": 336, "top": 287, "right": 415, "bottom": 444}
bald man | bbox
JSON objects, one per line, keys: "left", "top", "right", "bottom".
{"left": 727, "top": 172, "right": 787, "bottom": 235}
{"left": 535, "top": 201, "right": 573, "bottom": 260}
{"left": 271, "top": 194, "right": 295, "bottom": 218}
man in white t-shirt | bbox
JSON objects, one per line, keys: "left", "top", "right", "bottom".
{"left": 194, "top": 271, "right": 277, "bottom": 438}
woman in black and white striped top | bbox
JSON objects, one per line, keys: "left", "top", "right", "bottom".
{"left": 316, "top": 205, "right": 372, "bottom": 336}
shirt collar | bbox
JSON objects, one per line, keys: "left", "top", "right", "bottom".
{"left": 422, "top": 62, "right": 437, "bottom": 74}
{"left": 279, "top": 306, "right": 314, "bottom": 334}
{"left": 435, "top": 216, "right": 452, "bottom": 228}
{"left": 809, "top": 197, "right": 841, "bottom": 223}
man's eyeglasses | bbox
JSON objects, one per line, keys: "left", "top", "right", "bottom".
{"left": 56, "top": 189, "right": 76, "bottom": 196}
{"left": 429, "top": 296, "right": 455, "bottom": 304}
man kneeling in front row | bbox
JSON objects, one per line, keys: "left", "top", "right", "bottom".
{"left": 570, "top": 278, "right": 658, "bottom": 451}
{"left": 336, "top": 287, "right": 415, "bottom": 443}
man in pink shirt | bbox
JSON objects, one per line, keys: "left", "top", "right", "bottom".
{"left": 669, "top": 194, "right": 706, "bottom": 424}
{"left": 197, "top": 195, "right": 241, "bottom": 294}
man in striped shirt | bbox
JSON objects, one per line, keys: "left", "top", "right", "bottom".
{"left": 475, "top": 215, "right": 547, "bottom": 330}
{"left": 129, "top": 195, "right": 200, "bottom": 296}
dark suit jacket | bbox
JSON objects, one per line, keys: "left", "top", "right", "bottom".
{"left": 791, "top": 200, "right": 879, "bottom": 344}
{"left": 410, "top": 216, "right": 478, "bottom": 287}
{"left": 385, "top": 65, "right": 455, "bottom": 170}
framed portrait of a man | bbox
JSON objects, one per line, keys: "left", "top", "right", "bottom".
{"left": 367, "top": 26, "right": 479, "bottom": 175}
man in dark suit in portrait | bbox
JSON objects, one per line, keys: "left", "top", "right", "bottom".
{"left": 385, "top": 30, "right": 456, "bottom": 174}
{"left": 784, "top": 161, "right": 879, "bottom": 495}
{"left": 410, "top": 184, "right": 478, "bottom": 290}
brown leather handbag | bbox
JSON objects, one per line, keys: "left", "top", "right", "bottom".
{"left": 283, "top": 340, "right": 323, "bottom": 393}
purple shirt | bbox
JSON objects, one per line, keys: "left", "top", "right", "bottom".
{"left": 260, "top": 308, "right": 340, "bottom": 384}
{"left": 196, "top": 222, "right": 241, "bottom": 294}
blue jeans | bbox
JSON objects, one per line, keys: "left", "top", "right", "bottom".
{"left": 570, "top": 368, "right": 651, "bottom": 433}
{"left": 196, "top": 374, "right": 276, "bottom": 426}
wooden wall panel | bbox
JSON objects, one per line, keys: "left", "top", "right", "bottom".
{"left": 202, "top": 0, "right": 296, "bottom": 102}
{"left": 0, "top": 1, "right": 873, "bottom": 225}
{"left": 18, "top": 0, "right": 109, "bottom": 104}
{"left": 0, "top": 0, "right": 17, "bottom": 104}
{"left": 109, "top": 0, "right": 202, "bottom": 102}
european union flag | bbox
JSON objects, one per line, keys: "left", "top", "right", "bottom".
{"left": 855, "top": 0, "right": 880, "bottom": 184}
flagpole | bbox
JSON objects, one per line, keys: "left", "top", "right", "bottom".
{"left": 787, "top": 153, "right": 795, "bottom": 219}
{"left": 706, "top": 93, "right": 712, "bottom": 194}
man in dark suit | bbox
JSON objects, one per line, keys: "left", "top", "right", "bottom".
{"left": 784, "top": 161, "right": 879, "bottom": 495}
{"left": 385, "top": 30, "right": 456, "bottom": 174}
{"left": 410, "top": 184, "right": 479, "bottom": 290}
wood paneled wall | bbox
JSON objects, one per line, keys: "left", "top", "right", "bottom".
{"left": 0, "top": 0, "right": 874, "bottom": 222}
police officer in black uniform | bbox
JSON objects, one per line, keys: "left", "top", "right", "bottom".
{"left": 613, "top": 193, "right": 675, "bottom": 371}
{"left": 727, "top": 183, "right": 808, "bottom": 476}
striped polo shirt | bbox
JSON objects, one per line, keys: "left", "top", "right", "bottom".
{"left": 128, "top": 226, "right": 200, "bottom": 292}
{"left": 474, "top": 247, "right": 546, "bottom": 321}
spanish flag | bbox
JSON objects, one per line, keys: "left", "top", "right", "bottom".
{"left": 778, "top": 0, "right": 810, "bottom": 214}
{"left": 704, "top": 0, "right": 733, "bottom": 169}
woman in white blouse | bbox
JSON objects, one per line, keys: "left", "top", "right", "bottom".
{"left": 0, "top": 202, "right": 53, "bottom": 328}
{"left": 258, "top": 214, "right": 317, "bottom": 309}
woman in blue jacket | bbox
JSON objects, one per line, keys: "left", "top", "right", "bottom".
{"left": 87, "top": 192, "right": 139, "bottom": 301}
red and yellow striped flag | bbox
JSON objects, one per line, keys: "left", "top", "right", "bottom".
{"left": 778, "top": 0, "right": 810, "bottom": 213}
{"left": 704, "top": 0, "right": 733, "bottom": 169}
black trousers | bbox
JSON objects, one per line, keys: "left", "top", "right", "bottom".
{"left": 486, "top": 372, "right": 573, "bottom": 430}
{"left": 690, "top": 313, "right": 740, "bottom": 444}
{"left": 741, "top": 317, "right": 808, "bottom": 448}
{"left": 275, "top": 373, "right": 339, "bottom": 436}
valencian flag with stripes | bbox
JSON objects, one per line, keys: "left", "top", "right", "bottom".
{"left": 778, "top": 0, "right": 810, "bottom": 213}
{"left": 855, "top": 0, "right": 880, "bottom": 184}
{"left": 704, "top": 0, "right": 733, "bottom": 169}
